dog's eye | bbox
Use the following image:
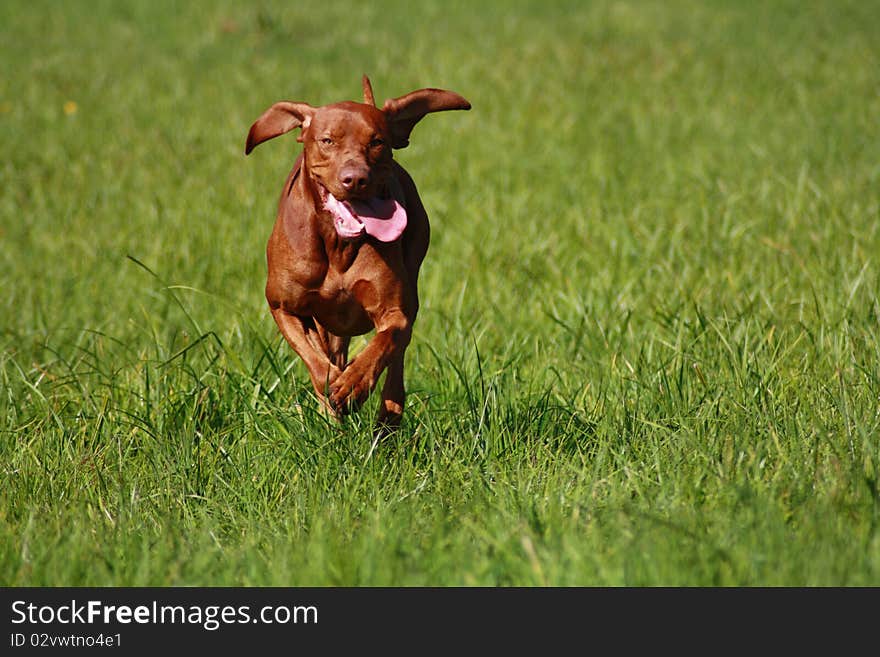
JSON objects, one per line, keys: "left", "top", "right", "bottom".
{"left": 369, "top": 138, "right": 385, "bottom": 149}
{"left": 320, "top": 137, "right": 334, "bottom": 146}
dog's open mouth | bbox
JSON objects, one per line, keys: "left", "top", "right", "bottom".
{"left": 321, "top": 187, "right": 407, "bottom": 242}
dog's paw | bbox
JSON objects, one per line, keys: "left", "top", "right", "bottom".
{"left": 373, "top": 408, "right": 402, "bottom": 439}
{"left": 329, "top": 366, "right": 375, "bottom": 412}
{"left": 370, "top": 397, "right": 403, "bottom": 438}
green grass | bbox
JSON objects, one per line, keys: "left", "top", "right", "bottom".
{"left": 2, "top": 0, "right": 879, "bottom": 585}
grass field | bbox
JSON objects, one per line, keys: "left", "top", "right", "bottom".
{"left": 2, "top": 0, "right": 879, "bottom": 586}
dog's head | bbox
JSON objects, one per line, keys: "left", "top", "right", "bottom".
{"left": 245, "top": 76, "right": 470, "bottom": 204}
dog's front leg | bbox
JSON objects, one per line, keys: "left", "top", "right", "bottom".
{"left": 271, "top": 308, "right": 343, "bottom": 414}
{"left": 329, "top": 308, "right": 411, "bottom": 412}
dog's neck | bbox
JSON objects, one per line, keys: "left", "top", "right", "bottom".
{"left": 285, "top": 162, "right": 364, "bottom": 269}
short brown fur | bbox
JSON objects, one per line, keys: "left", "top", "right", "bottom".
{"left": 246, "top": 77, "right": 470, "bottom": 433}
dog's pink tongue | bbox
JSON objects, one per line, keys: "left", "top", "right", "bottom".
{"left": 325, "top": 193, "right": 407, "bottom": 242}
{"left": 323, "top": 193, "right": 363, "bottom": 239}
{"left": 348, "top": 197, "right": 408, "bottom": 242}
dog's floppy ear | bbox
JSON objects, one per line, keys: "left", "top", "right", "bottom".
{"left": 245, "top": 102, "right": 315, "bottom": 155}
{"left": 362, "top": 75, "right": 376, "bottom": 107}
{"left": 382, "top": 88, "right": 470, "bottom": 149}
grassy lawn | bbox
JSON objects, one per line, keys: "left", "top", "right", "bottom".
{"left": 1, "top": 0, "right": 878, "bottom": 585}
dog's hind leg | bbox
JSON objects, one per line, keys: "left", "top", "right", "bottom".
{"left": 315, "top": 323, "right": 350, "bottom": 374}
{"left": 375, "top": 350, "right": 406, "bottom": 436}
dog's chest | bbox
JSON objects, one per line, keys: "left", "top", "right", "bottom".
{"left": 310, "top": 269, "right": 372, "bottom": 335}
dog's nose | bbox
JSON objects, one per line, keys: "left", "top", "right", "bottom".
{"left": 339, "top": 166, "right": 370, "bottom": 194}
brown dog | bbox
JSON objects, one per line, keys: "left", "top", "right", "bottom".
{"left": 245, "top": 76, "right": 470, "bottom": 433}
